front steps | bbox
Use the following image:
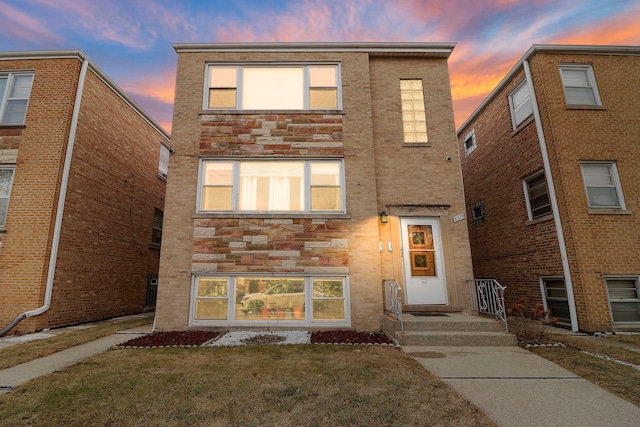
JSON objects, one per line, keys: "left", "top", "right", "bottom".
{"left": 383, "top": 312, "right": 516, "bottom": 346}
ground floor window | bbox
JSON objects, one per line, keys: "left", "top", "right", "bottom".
{"left": 191, "top": 275, "right": 349, "bottom": 326}
{"left": 540, "top": 277, "right": 570, "bottom": 324}
{"left": 606, "top": 277, "right": 640, "bottom": 324}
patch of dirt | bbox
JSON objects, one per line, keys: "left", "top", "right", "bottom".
{"left": 241, "top": 334, "right": 286, "bottom": 345}
{"left": 117, "top": 330, "right": 394, "bottom": 347}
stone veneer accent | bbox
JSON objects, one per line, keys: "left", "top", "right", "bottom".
{"left": 200, "top": 113, "right": 344, "bottom": 156}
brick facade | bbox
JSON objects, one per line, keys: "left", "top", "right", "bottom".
{"left": 0, "top": 52, "right": 169, "bottom": 334}
{"left": 155, "top": 43, "right": 474, "bottom": 332}
{"left": 458, "top": 46, "right": 640, "bottom": 332}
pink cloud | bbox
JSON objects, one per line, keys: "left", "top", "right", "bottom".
{"left": 0, "top": 1, "right": 63, "bottom": 44}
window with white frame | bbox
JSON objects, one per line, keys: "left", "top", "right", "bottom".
{"left": 509, "top": 80, "right": 533, "bottom": 129}
{"left": 206, "top": 64, "right": 340, "bottom": 110}
{"left": 0, "top": 166, "right": 15, "bottom": 226}
{"left": 158, "top": 145, "right": 170, "bottom": 179}
{"left": 400, "top": 79, "right": 428, "bottom": 143}
{"left": 471, "top": 200, "right": 485, "bottom": 224}
{"left": 580, "top": 162, "right": 625, "bottom": 209}
{"left": 0, "top": 72, "right": 34, "bottom": 125}
{"left": 606, "top": 277, "right": 640, "bottom": 324}
{"left": 559, "top": 65, "right": 601, "bottom": 106}
{"left": 199, "top": 159, "right": 344, "bottom": 213}
{"left": 463, "top": 129, "right": 476, "bottom": 156}
{"left": 524, "top": 171, "right": 552, "bottom": 220}
{"left": 191, "top": 276, "right": 348, "bottom": 325}
{"left": 540, "top": 277, "right": 570, "bottom": 324}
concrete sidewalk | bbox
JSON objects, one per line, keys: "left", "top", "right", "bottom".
{"left": 403, "top": 345, "right": 640, "bottom": 427}
{"left": 0, "top": 324, "right": 151, "bottom": 394}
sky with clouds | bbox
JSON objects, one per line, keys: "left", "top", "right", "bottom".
{"left": 1, "top": 0, "right": 639, "bottom": 132}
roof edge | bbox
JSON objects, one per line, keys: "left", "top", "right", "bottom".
{"left": 0, "top": 49, "right": 170, "bottom": 140}
{"left": 456, "top": 44, "right": 640, "bottom": 135}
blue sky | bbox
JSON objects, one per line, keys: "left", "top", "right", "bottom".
{"left": 1, "top": 0, "right": 639, "bottom": 132}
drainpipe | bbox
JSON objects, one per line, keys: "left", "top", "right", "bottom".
{"left": 0, "top": 58, "right": 89, "bottom": 337}
{"left": 523, "top": 60, "right": 579, "bottom": 332}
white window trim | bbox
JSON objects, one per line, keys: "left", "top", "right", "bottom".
{"left": 508, "top": 80, "right": 533, "bottom": 130}
{"left": 203, "top": 63, "right": 342, "bottom": 111}
{"left": 580, "top": 161, "right": 626, "bottom": 210}
{"left": 462, "top": 129, "right": 476, "bottom": 156}
{"left": 158, "top": 145, "right": 170, "bottom": 180}
{"left": 189, "top": 275, "right": 351, "bottom": 327}
{"left": 539, "top": 276, "right": 570, "bottom": 324}
{"left": 604, "top": 275, "right": 640, "bottom": 325}
{"left": 0, "top": 165, "right": 15, "bottom": 227}
{"left": 197, "top": 158, "right": 346, "bottom": 214}
{"left": 522, "top": 171, "right": 552, "bottom": 221}
{"left": 0, "top": 72, "right": 35, "bottom": 125}
{"left": 559, "top": 64, "right": 602, "bottom": 106}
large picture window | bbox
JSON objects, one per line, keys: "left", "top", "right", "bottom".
{"left": 191, "top": 276, "right": 349, "bottom": 326}
{"left": 206, "top": 64, "right": 340, "bottom": 110}
{"left": 199, "top": 159, "right": 344, "bottom": 213}
{"left": 0, "top": 72, "right": 34, "bottom": 125}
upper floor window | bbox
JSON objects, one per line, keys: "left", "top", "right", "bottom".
{"left": 523, "top": 171, "right": 552, "bottom": 220}
{"left": 158, "top": 144, "right": 170, "bottom": 180}
{"left": 471, "top": 200, "right": 486, "bottom": 224}
{"left": 462, "top": 129, "right": 476, "bottom": 156}
{"left": 0, "top": 166, "right": 15, "bottom": 226}
{"left": 206, "top": 64, "right": 340, "bottom": 110}
{"left": 199, "top": 159, "right": 344, "bottom": 213}
{"left": 509, "top": 80, "right": 532, "bottom": 129}
{"left": 559, "top": 65, "right": 601, "bottom": 106}
{"left": 400, "top": 79, "right": 428, "bottom": 143}
{"left": 580, "top": 162, "right": 625, "bottom": 209}
{"left": 152, "top": 209, "right": 163, "bottom": 245}
{"left": 0, "top": 73, "right": 34, "bottom": 125}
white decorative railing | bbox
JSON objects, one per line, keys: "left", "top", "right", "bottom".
{"left": 468, "top": 278, "right": 508, "bottom": 332}
{"left": 384, "top": 279, "right": 404, "bottom": 331}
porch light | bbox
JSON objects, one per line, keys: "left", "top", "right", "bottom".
{"left": 379, "top": 211, "right": 389, "bottom": 224}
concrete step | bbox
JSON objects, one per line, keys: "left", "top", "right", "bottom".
{"left": 396, "top": 331, "right": 516, "bottom": 347}
{"left": 384, "top": 313, "right": 507, "bottom": 333}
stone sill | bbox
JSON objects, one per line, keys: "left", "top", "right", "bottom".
{"left": 526, "top": 214, "right": 554, "bottom": 226}
{"left": 565, "top": 104, "right": 606, "bottom": 110}
{"left": 587, "top": 208, "right": 632, "bottom": 215}
{"left": 193, "top": 213, "right": 351, "bottom": 220}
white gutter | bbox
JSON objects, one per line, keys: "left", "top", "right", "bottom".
{"left": 0, "top": 58, "right": 88, "bottom": 337}
{"left": 524, "top": 60, "right": 579, "bottom": 332}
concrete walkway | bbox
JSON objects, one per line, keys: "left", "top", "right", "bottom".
{"left": 0, "top": 323, "right": 151, "bottom": 394}
{"left": 403, "top": 345, "right": 640, "bottom": 427}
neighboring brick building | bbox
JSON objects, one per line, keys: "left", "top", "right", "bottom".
{"left": 0, "top": 50, "right": 170, "bottom": 335}
{"left": 457, "top": 45, "right": 640, "bottom": 332}
{"left": 155, "top": 42, "right": 474, "bottom": 332}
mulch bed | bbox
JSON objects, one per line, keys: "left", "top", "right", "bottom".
{"left": 117, "top": 330, "right": 394, "bottom": 348}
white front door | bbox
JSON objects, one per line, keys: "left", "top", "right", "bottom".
{"left": 400, "top": 217, "right": 447, "bottom": 305}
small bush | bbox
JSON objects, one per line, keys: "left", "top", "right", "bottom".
{"left": 507, "top": 299, "right": 557, "bottom": 344}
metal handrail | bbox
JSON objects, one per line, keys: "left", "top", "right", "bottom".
{"left": 384, "top": 279, "right": 404, "bottom": 332}
{"left": 468, "top": 278, "right": 508, "bottom": 332}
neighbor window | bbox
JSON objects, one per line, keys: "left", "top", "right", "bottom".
{"left": 158, "top": 145, "right": 170, "bottom": 179}
{"left": 400, "top": 79, "right": 428, "bottom": 143}
{"left": 606, "top": 277, "right": 640, "bottom": 324}
{"left": 509, "top": 80, "right": 533, "bottom": 129}
{"left": 0, "top": 72, "right": 34, "bottom": 125}
{"left": 559, "top": 65, "right": 601, "bottom": 105}
{"left": 463, "top": 129, "right": 476, "bottom": 156}
{"left": 0, "top": 167, "right": 15, "bottom": 226}
{"left": 191, "top": 276, "right": 348, "bottom": 325}
{"left": 151, "top": 209, "right": 163, "bottom": 245}
{"left": 199, "top": 159, "right": 344, "bottom": 213}
{"left": 540, "top": 277, "right": 570, "bottom": 324}
{"left": 524, "top": 172, "right": 552, "bottom": 220}
{"left": 206, "top": 64, "right": 340, "bottom": 110}
{"left": 580, "top": 162, "right": 625, "bottom": 209}
{"left": 471, "top": 200, "right": 486, "bottom": 224}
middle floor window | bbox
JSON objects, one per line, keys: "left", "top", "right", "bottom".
{"left": 199, "top": 159, "right": 345, "bottom": 213}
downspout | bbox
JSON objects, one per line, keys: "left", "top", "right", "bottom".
{"left": 524, "top": 60, "right": 579, "bottom": 332}
{"left": 0, "top": 58, "right": 89, "bottom": 337}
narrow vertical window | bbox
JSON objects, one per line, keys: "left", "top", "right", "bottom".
{"left": 194, "top": 277, "right": 229, "bottom": 320}
{"left": 152, "top": 209, "right": 163, "bottom": 245}
{"left": 471, "top": 200, "right": 486, "bottom": 224}
{"left": 0, "top": 167, "right": 15, "bottom": 226}
{"left": 202, "top": 162, "right": 234, "bottom": 210}
{"left": 400, "top": 80, "right": 428, "bottom": 143}
{"left": 208, "top": 66, "right": 237, "bottom": 109}
{"left": 509, "top": 80, "right": 532, "bottom": 129}
{"left": 158, "top": 145, "right": 170, "bottom": 179}
{"left": 463, "top": 129, "right": 476, "bottom": 156}
{"left": 524, "top": 172, "right": 552, "bottom": 220}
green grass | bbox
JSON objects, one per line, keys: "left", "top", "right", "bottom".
{"left": 0, "top": 316, "right": 152, "bottom": 370}
{"left": 0, "top": 346, "right": 495, "bottom": 427}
